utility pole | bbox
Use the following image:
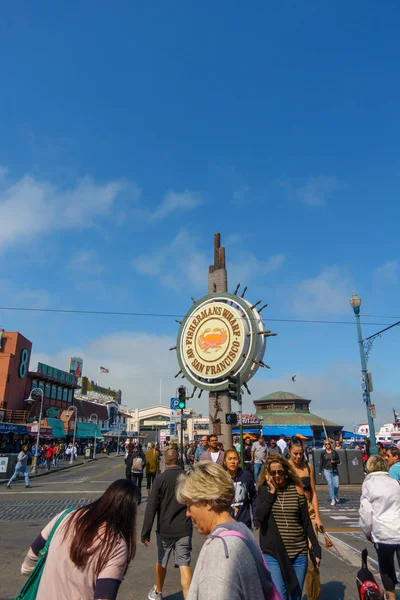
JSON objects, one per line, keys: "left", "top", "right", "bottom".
{"left": 178, "top": 386, "right": 186, "bottom": 467}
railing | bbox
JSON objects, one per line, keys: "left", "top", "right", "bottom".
{"left": 0, "top": 409, "right": 29, "bottom": 424}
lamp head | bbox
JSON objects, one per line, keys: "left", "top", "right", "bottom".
{"left": 350, "top": 292, "right": 361, "bottom": 315}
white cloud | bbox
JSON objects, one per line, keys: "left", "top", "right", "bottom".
{"left": 374, "top": 260, "right": 399, "bottom": 285}
{"left": 0, "top": 279, "right": 51, "bottom": 309}
{"left": 0, "top": 170, "right": 135, "bottom": 252}
{"left": 67, "top": 250, "right": 102, "bottom": 274}
{"left": 149, "top": 189, "right": 202, "bottom": 222}
{"left": 291, "top": 266, "right": 354, "bottom": 316}
{"left": 228, "top": 253, "right": 286, "bottom": 288}
{"left": 296, "top": 175, "right": 340, "bottom": 207}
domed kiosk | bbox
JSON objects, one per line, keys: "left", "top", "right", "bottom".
{"left": 254, "top": 391, "right": 343, "bottom": 441}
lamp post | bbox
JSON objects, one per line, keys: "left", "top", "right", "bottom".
{"left": 65, "top": 405, "right": 78, "bottom": 464}
{"left": 89, "top": 413, "right": 99, "bottom": 459}
{"left": 350, "top": 293, "right": 378, "bottom": 455}
{"left": 25, "top": 388, "right": 44, "bottom": 474}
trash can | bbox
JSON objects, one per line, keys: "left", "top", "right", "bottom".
{"left": 85, "top": 448, "right": 91, "bottom": 459}
{"left": 345, "top": 449, "right": 365, "bottom": 484}
{"left": 0, "top": 454, "right": 18, "bottom": 480}
{"left": 311, "top": 449, "right": 348, "bottom": 484}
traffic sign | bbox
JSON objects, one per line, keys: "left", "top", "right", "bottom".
{"left": 170, "top": 397, "right": 179, "bottom": 410}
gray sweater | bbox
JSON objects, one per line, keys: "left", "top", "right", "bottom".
{"left": 17, "top": 451, "right": 29, "bottom": 468}
{"left": 187, "top": 522, "right": 265, "bottom": 600}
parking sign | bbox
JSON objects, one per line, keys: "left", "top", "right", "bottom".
{"left": 170, "top": 397, "right": 179, "bottom": 410}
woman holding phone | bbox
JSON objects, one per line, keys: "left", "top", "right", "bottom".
{"left": 256, "top": 454, "right": 321, "bottom": 600}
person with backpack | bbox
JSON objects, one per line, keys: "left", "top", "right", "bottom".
{"left": 128, "top": 444, "right": 145, "bottom": 502}
{"left": 176, "top": 461, "right": 281, "bottom": 600}
{"left": 223, "top": 447, "right": 259, "bottom": 530}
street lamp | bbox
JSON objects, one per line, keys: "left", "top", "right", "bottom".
{"left": 65, "top": 405, "right": 78, "bottom": 464}
{"left": 25, "top": 387, "right": 44, "bottom": 474}
{"left": 89, "top": 413, "right": 99, "bottom": 459}
{"left": 350, "top": 293, "right": 377, "bottom": 455}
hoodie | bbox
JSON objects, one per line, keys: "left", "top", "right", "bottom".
{"left": 230, "top": 468, "right": 259, "bottom": 529}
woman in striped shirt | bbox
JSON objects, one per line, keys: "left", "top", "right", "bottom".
{"left": 256, "top": 454, "right": 321, "bottom": 600}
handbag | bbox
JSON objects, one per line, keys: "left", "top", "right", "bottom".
{"left": 15, "top": 508, "right": 75, "bottom": 600}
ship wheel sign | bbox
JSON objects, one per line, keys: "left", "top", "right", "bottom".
{"left": 174, "top": 289, "right": 277, "bottom": 394}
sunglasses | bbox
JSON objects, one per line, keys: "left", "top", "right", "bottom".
{"left": 270, "top": 469, "right": 285, "bottom": 476}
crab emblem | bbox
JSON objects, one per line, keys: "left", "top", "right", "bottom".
{"left": 198, "top": 327, "right": 228, "bottom": 353}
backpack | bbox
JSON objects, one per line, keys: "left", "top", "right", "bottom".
{"left": 131, "top": 456, "right": 144, "bottom": 471}
{"left": 208, "top": 523, "right": 282, "bottom": 600}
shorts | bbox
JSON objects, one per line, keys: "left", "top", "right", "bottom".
{"left": 156, "top": 533, "right": 192, "bottom": 568}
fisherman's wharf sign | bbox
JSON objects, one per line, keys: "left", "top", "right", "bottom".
{"left": 176, "top": 293, "right": 267, "bottom": 392}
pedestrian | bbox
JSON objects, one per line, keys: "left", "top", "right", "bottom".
{"left": 223, "top": 447, "right": 259, "bottom": 530}
{"left": 377, "top": 442, "right": 386, "bottom": 458}
{"left": 359, "top": 455, "right": 400, "bottom": 600}
{"left": 288, "top": 437, "right": 323, "bottom": 600}
{"left": 276, "top": 434, "right": 287, "bottom": 456}
{"left": 268, "top": 440, "right": 282, "bottom": 455}
{"left": 130, "top": 444, "right": 145, "bottom": 501}
{"left": 19, "top": 479, "right": 140, "bottom": 600}
{"left": 318, "top": 439, "right": 341, "bottom": 506}
{"left": 252, "top": 434, "right": 268, "bottom": 483}
{"left": 7, "top": 445, "right": 30, "bottom": 489}
{"left": 141, "top": 449, "right": 193, "bottom": 600}
{"left": 256, "top": 454, "right": 321, "bottom": 600}
{"left": 243, "top": 437, "right": 254, "bottom": 476}
{"left": 199, "top": 434, "right": 224, "bottom": 465}
{"left": 194, "top": 436, "right": 208, "bottom": 464}
{"left": 145, "top": 442, "right": 160, "bottom": 497}
{"left": 176, "top": 461, "right": 280, "bottom": 600}
{"left": 44, "top": 444, "right": 53, "bottom": 471}
{"left": 385, "top": 447, "right": 400, "bottom": 482}
{"left": 125, "top": 443, "right": 134, "bottom": 477}
{"left": 334, "top": 440, "right": 342, "bottom": 450}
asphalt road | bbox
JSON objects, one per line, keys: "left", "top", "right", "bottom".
{"left": 0, "top": 457, "right": 398, "bottom": 599}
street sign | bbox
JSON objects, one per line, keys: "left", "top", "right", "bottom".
{"left": 170, "top": 409, "right": 181, "bottom": 421}
{"left": 226, "top": 413, "right": 238, "bottom": 425}
{"left": 370, "top": 404, "right": 376, "bottom": 419}
{"left": 170, "top": 397, "right": 179, "bottom": 410}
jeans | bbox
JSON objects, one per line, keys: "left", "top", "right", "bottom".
{"left": 264, "top": 553, "right": 308, "bottom": 600}
{"left": 323, "top": 469, "right": 339, "bottom": 502}
{"left": 8, "top": 466, "right": 29, "bottom": 487}
{"left": 254, "top": 462, "right": 263, "bottom": 483}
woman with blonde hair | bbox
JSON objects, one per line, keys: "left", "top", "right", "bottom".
{"left": 360, "top": 455, "right": 400, "bottom": 600}
{"left": 176, "top": 461, "right": 280, "bottom": 600}
{"left": 288, "top": 436, "right": 323, "bottom": 600}
{"left": 256, "top": 453, "right": 321, "bottom": 600}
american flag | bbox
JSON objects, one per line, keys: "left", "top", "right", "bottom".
{"left": 100, "top": 366, "right": 109, "bottom": 374}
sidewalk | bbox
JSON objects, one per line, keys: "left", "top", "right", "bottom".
{"left": 0, "top": 452, "right": 123, "bottom": 485}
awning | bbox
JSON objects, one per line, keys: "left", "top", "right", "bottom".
{"left": 262, "top": 425, "right": 314, "bottom": 438}
{"left": 0, "top": 423, "right": 27, "bottom": 434}
{"left": 47, "top": 418, "right": 66, "bottom": 439}
{"left": 342, "top": 430, "right": 366, "bottom": 439}
{"left": 76, "top": 422, "right": 101, "bottom": 439}
{"left": 232, "top": 428, "right": 260, "bottom": 435}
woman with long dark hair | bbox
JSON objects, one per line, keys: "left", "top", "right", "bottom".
{"left": 21, "top": 479, "right": 140, "bottom": 599}
{"left": 223, "top": 447, "right": 259, "bottom": 530}
{"left": 256, "top": 453, "right": 321, "bottom": 600}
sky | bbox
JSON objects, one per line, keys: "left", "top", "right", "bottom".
{"left": 1, "top": 1, "right": 400, "bottom": 430}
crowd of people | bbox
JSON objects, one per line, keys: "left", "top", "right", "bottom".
{"left": 14, "top": 431, "right": 400, "bottom": 600}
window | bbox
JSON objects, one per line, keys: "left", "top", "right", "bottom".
{"left": 31, "top": 379, "right": 38, "bottom": 390}
{"left": 38, "top": 380, "right": 45, "bottom": 392}
{"left": 63, "top": 388, "right": 68, "bottom": 402}
{"left": 57, "top": 386, "right": 63, "bottom": 401}
{"left": 45, "top": 383, "right": 51, "bottom": 398}
{"left": 68, "top": 389, "right": 73, "bottom": 403}
{"left": 51, "top": 385, "right": 57, "bottom": 399}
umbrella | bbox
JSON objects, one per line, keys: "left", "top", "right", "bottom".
{"left": 294, "top": 433, "right": 310, "bottom": 440}
{"left": 243, "top": 433, "right": 257, "bottom": 440}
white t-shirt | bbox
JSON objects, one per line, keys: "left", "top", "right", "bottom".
{"left": 277, "top": 439, "right": 287, "bottom": 454}
{"left": 210, "top": 451, "right": 220, "bottom": 463}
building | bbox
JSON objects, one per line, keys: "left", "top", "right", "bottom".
{"left": 127, "top": 406, "right": 171, "bottom": 444}
{"left": 254, "top": 391, "right": 343, "bottom": 440}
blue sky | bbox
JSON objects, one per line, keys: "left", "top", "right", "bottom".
{"left": 1, "top": 1, "right": 400, "bottom": 428}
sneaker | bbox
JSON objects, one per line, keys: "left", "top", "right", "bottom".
{"left": 25, "top": 485, "right": 30, "bottom": 488}
{"left": 330, "top": 499, "right": 336, "bottom": 506}
{"left": 148, "top": 586, "right": 162, "bottom": 600}
{"left": 335, "top": 496, "right": 340, "bottom": 503}
{"left": 6, "top": 484, "right": 11, "bottom": 489}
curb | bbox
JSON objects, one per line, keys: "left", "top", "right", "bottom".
{"left": 0, "top": 454, "right": 116, "bottom": 485}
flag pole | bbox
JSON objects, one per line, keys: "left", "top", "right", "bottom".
{"left": 96, "top": 366, "right": 100, "bottom": 387}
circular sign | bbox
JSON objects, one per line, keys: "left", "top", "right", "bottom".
{"left": 176, "top": 292, "right": 267, "bottom": 392}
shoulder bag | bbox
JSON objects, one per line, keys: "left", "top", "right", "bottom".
{"left": 15, "top": 507, "right": 75, "bottom": 600}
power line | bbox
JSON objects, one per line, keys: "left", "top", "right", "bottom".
{"left": 0, "top": 305, "right": 397, "bottom": 327}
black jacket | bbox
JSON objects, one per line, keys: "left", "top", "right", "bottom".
{"left": 141, "top": 465, "right": 192, "bottom": 541}
{"left": 256, "top": 483, "right": 321, "bottom": 596}
{"left": 319, "top": 449, "right": 341, "bottom": 472}
{"left": 230, "top": 468, "right": 259, "bottom": 529}
{"left": 125, "top": 450, "right": 145, "bottom": 478}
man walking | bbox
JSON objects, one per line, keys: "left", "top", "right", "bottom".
{"left": 194, "top": 436, "right": 208, "bottom": 464}
{"left": 277, "top": 433, "right": 288, "bottom": 456}
{"left": 7, "top": 445, "right": 30, "bottom": 489}
{"left": 252, "top": 435, "right": 267, "bottom": 482}
{"left": 199, "top": 434, "right": 224, "bottom": 465}
{"left": 141, "top": 448, "right": 193, "bottom": 600}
